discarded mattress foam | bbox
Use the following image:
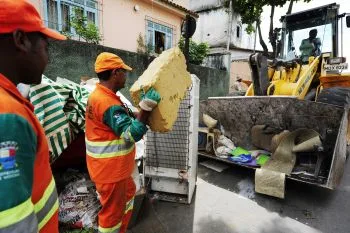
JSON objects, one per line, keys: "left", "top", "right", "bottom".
{"left": 255, "top": 128, "right": 322, "bottom": 199}
{"left": 255, "top": 168, "right": 286, "bottom": 199}
{"left": 130, "top": 47, "right": 192, "bottom": 132}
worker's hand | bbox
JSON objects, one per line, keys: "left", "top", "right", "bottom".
{"left": 139, "top": 87, "right": 161, "bottom": 111}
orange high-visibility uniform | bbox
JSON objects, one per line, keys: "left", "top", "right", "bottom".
{"left": 86, "top": 84, "right": 144, "bottom": 233}
{"left": 0, "top": 74, "right": 59, "bottom": 233}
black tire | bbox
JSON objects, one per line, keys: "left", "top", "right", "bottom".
{"left": 316, "top": 87, "right": 350, "bottom": 107}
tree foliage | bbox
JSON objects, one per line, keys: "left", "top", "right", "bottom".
{"left": 224, "top": 0, "right": 312, "bottom": 57}
{"left": 229, "top": 0, "right": 293, "bottom": 32}
{"left": 178, "top": 37, "right": 210, "bottom": 65}
{"left": 68, "top": 8, "right": 101, "bottom": 44}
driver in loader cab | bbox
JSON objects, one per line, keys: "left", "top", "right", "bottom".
{"left": 299, "top": 29, "right": 322, "bottom": 63}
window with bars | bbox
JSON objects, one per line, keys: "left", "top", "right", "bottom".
{"left": 146, "top": 20, "right": 173, "bottom": 54}
{"left": 45, "top": 0, "right": 98, "bottom": 33}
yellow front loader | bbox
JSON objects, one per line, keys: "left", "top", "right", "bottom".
{"left": 201, "top": 3, "right": 350, "bottom": 190}
{"left": 246, "top": 3, "right": 350, "bottom": 104}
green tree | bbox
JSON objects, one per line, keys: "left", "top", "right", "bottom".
{"left": 225, "top": 0, "right": 312, "bottom": 57}
{"left": 178, "top": 37, "right": 210, "bottom": 65}
{"left": 69, "top": 8, "right": 101, "bottom": 44}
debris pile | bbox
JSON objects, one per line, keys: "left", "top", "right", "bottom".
{"left": 56, "top": 169, "right": 101, "bottom": 230}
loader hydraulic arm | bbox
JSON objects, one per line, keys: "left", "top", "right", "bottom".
{"left": 246, "top": 53, "right": 321, "bottom": 99}
{"left": 249, "top": 53, "right": 270, "bottom": 96}
{"left": 291, "top": 56, "right": 320, "bottom": 98}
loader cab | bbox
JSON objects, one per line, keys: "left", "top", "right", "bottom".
{"left": 279, "top": 3, "right": 339, "bottom": 63}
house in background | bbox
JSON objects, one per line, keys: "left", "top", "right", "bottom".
{"left": 188, "top": 0, "right": 256, "bottom": 93}
{"left": 28, "top": 0, "right": 197, "bottom": 53}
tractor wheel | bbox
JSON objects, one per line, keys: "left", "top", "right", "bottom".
{"left": 316, "top": 87, "right": 350, "bottom": 107}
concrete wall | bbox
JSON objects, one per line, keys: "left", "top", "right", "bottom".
{"left": 189, "top": 0, "right": 222, "bottom": 11}
{"left": 189, "top": 64, "right": 229, "bottom": 99}
{"left": 230, "top": 60, "right": 251, "bottom": 93}
{"left": 230, "top": 49, "right": 254, "bottom": 60}
{"left": 202, "top": 51, "right": 253, "bottom": 92}
{"left": 190, "top": 1, "right": 255, "bottom": 50}
{"left": 45, "top": 40, "right": 229, "bottom": 100}
{"left": 203, "top": 53, "right": 231, "bottom": 71}
{"left": 231, "top": 60, "right": 251, "bottom": 81}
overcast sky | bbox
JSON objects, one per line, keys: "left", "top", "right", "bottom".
{"left": 257, "top": 0, "right": 350, "bottom": 59}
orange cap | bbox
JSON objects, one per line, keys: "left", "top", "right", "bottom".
{"left": 95, "top": 52, "right": 132, "bottom": 73}
{"left": 0, "top": 0, "right": 66, "bottom": 40}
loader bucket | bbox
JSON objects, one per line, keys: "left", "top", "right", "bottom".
{"left": 200, "top": 96, "right": 348, "bottom": 189}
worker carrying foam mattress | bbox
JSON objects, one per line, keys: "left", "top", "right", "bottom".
{"left": 85, "top": 52, "right": 160, "bottom": 233}
{"left": 130, "top": 47, "right": 192, "bottom": 132}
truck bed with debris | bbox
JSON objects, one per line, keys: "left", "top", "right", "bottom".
{"left": 199, "top": 96, "right": 348, "bottom": 197}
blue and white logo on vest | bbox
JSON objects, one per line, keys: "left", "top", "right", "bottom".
{"left": 0, "top": 141, "right": 18, "bottom": 171}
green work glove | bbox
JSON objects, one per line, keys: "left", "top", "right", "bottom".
{"left": 139, "top": 87, "right": 161, "bottom": 111}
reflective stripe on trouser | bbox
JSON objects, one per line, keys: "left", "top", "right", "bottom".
{"left": 96, "top": 177, "right": 136, "bottom": 233}
{"left": 0, "top": 198, "right": 38, "bottom": 233}
{"left": 86, "top": 138, "right": 135, "bottom": 158}
{"left": 34, "top": 177, "right": 59, "bottom": 231}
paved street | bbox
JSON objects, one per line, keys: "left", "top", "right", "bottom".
{"left": 130, "top": 157, "right": 350, "bottom": 233}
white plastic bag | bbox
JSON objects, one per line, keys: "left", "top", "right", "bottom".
{"left": 17, "top": 83, "right": 30, "bottom": 99}
{"left": 218, "top": 135, "right": 236, "bottom": 150}
{"left": 132, "top": 161, "right": 141, "bottom": 192}
{"left": 215, "top": 146, "right": 232, "bottom": 158}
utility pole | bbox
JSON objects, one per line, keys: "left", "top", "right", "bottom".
{"left": 181, "top": 15, "right": 197, "bottom": 69}
{"left": 184, "top": 15, "right": 191, "bottom": 67}
{"left": 226, "top": 0, "right": 232, "bottom": 51}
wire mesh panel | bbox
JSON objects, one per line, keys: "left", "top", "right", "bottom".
{"left": 145, "top": 90, "right": 192, "bottom": 170}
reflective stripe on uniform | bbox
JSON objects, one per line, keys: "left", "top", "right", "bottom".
{"left": 33, "top": 177, "right": 59, "bottom": 230}
{"left": 0, "top": 198, "right": 37, "bottom": 232}
{"left": 125, "top": 197, "right": 134, "bottom": 214}
{"left": 0, "top": 210, "right": 38, "bottom": 233}
{"left": 86, "top": 138, "right": 135, "bottom": 158}
{"left": 98, "top": 221, "right": 122, "bottom": 233}
{"left": 38, "top": 199, "right": 58, "bottom": 230}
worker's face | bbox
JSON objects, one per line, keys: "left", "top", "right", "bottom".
{"left": 13, "top": 31, "right": 49, "bottom": 84}
{"left": 113, "top": 68, "right": 127, "bottom": 90}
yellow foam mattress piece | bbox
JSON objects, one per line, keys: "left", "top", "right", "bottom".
{"left": 129, "top": 47, "right": 192, "bottom": 132}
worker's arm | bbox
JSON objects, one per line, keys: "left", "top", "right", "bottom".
{"left": 0, "top": 114, "right": 38, "bottom": 232}
{"left": 103, "top": 88, "right": 161, "bottom": 142}
{"left": 103, "top": 106, "right": 148, "bottom": 142}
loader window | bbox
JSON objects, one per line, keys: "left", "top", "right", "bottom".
{"left": 282, "top": 23, "right": 333, "bottom": 61}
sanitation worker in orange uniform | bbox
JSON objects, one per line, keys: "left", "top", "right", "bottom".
{"left": 0, "top": 1, "right": 66, "bottom": 232}
{"left": 85, "top": 52, "right": 161, "bottom": 233}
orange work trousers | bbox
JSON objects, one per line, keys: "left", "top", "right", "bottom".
{"left": 95, "top": 177, "right": 136, "bottom": 233}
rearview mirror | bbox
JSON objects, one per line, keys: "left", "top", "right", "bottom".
{"left": 346, "top": 16, "right": 350, "bottom": 28}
